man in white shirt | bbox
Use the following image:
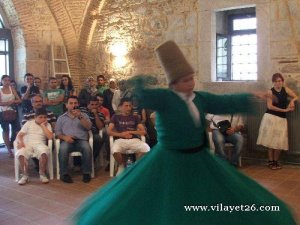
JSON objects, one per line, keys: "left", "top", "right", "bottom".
{"left": 206, "top": 114, "right": 244, "bottom": 167}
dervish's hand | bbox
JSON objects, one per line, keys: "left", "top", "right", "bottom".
{"left": 252, "top": 91, "right": 278, "bottom": 103}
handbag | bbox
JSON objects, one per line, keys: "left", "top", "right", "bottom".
{"left": 211, "top": 115, "right": 233, "bottom": 136}
{"left": 217, "top": 120, "right": 231, "bottom": 135}
{"left": 2, "top": 109, "right": 17, "bottom": 122}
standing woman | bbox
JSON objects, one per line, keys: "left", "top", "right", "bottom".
{"left": 257, "top": 73, "right": 298, "bottom": 169}
{"left": 34, "top": 77, "right": 44, "bottom": 95}
{"left": 59, "top": 75, "right": 75, "bottom": 110}
{"left": 0, "top": 75, "right": 22, "bottom": 157}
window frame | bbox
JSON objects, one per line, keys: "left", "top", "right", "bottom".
{"left": 216, "top": 12, "right": 257, "bottom": 81}
{"left": 216, "top": 34, "right": 229, "bottom": 81}
{"left": 0, "top": 15, "right": 14, "bottom": 78}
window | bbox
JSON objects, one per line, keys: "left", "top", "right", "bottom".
{"left": 0, "top": 13, "right": 13, "bottom": 77}
{"left": 216, "top": 8, "right": 257, "bottom": 81}
{"left": 0, "top": 14, "right": 4, "bottom": 28}
{"left": 0, "top": 39, "right": 10, "bottom": 75}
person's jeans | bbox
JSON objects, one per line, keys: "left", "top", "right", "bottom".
{"left": 59, "top": 139, "right": 92, "bottom": 176}
{"left": 93, "top": 133, "right": 105, "bottom": 160}
{"left": 212, "top": 129, "right": 243, "bottom": 166}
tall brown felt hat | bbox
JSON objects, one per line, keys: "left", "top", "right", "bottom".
{"left": 155, "top": 40, "right": 194, "bottom": 84}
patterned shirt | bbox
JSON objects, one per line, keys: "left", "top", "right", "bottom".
{"left": 80, "top": 107, "right": 105, "bottom": 134}
{"left": 110, "top": 114, "right": 141, "bottom": 139}
{"left": 22, "top": 108, "right": 57, "bottom": 126}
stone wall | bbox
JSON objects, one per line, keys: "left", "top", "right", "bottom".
{"left": 1, "top": 0, "right": 64, "bottom": 89}
{"left": 2, "top": 0, "right": 300, "bottom": 93}
{"left": 83, "top": 0, "right": 198, "bottom": 87}
{"left": 199, "top": 0, "right": 300, "bottom": 94}
{"left": 87, "top": 0, "right": 300, "bottom": 93}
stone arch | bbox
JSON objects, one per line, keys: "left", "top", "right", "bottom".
{"left": 43, "top": 0, "right": 104, "bottom": 88}
{"left": 0, "top": 0, "right": 66, "bottom": 89}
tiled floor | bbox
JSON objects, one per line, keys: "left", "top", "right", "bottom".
{"left": 0, "top": 147, "right": 299, "bottom": 225}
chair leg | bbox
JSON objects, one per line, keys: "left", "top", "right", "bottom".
{"left": 99, "top": 147, "right": 105, "bottom": 167}
{"left": 91, "top": 156, "right": 95, "bottom": 178}
{"left": 56, "top": 149, "right": 60, "bottom": 180}
{"left": 14, "top": 152, "right": 19, "bottom": 182}
{"left": 48, "top": 153, "right": 54, "bottom": 180}
{"left": 238, "top": 156, "right": 242, "bottom": 167}
{"left": 110, "top": 153, "right": 115, "bottom": 177}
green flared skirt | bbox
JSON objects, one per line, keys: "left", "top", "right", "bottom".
{"left": 73, "top": 145, "right": 296, "bottom": 225}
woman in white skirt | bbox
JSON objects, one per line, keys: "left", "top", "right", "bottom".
{"left": 257, "top": 73, "right": 298, "bottom": 169}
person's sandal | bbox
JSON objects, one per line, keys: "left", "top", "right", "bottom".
{"left": 274, "top": 161, "right": 282, "bottom": 170}
{"left": 8, "top": 150, "right": 14, "bottom": 158}
{"left": 18, "top": 175, "right": 28, "bottom": 185}
{"left": 268, "top": 160, "right": 274, "bottom": 169}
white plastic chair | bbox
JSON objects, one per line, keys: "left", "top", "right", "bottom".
{"left": 14, "top": 139, "right": 54, "bottom": 182}
{"left": 55, "top": 131, "right": 94, "bottom": 179}
{"left": 109, "top": 135, "right": 146, "bottom": 177}
{"left": 97, "top": 128, "right": 107, "bottom": 167}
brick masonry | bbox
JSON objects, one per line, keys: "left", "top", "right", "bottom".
{"left": 1, "top": 0, "right": 300, "bottom": 93}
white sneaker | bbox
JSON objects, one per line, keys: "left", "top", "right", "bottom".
{"left": 116, "top": 164, "right": 125, "bottom": 176}
{"left": 18, "top": 175, "right": 28, "bottom": 185}
{"left": 40, "top": 174, "right": 49, "bottom": 184}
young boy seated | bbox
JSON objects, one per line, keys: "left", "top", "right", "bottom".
{"left": 107, "top": 97, "right": 150, "bottom": 174}
{"left": 15, "top": 108, "right": 53, "bottom": 185}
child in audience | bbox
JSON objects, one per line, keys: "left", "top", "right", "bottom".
{"left": 15, "top": 108, "right": 53, "bottom": 185}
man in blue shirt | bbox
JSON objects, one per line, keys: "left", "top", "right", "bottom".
{"left": 80, "top": 96, "right": 105, "bottom": 162}
{"left": 55, "top": 96, "right": 92, "bottom": 183}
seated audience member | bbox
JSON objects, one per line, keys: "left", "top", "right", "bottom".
{"left": 80, "top": 96, "right": 105, "bottom": 162}
{"left": 78, "top": 76, "right": 99, "bottom": 107}
{"left": 97, "top": 94, "right": 110, "bottom": 124}
{"left": 108, "top": 97, "right": 150, "bottom": 174}
{"left": 103, "top": 78, "right": 116, "bottom": 116}
{"left": 22, "top": 94, "right": 56, "bottom": 129}
{"left": 150, "top": 111, "right": 156, "bottom": 126}
{"left": 206, "top": 113, "right": 244, "bottom": 167}
{"left": 96, "top": 75, "right": 108, "bottom": 94}
{"left": 145, "top": 110, "right": 157, "bottom": 147}
{"left": 43, "top": 77, "right": 65, "bottom": 118}
{"left": 21, "top": 73, "right": 40, "bottom": 114}
{"left": 15, "top": 108, "right": 53, "bottom": 185}
{"left": 34, "top": 77, "right": 44, "bottom": 95}
{"left": 55, "top": 96, "right": 92, "bottom": 183}
{"left": 22, "top": 94, "right": 57, "bottom": 171}
{"left": 96, "top": 94, "right": 110, "bottom": 170}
